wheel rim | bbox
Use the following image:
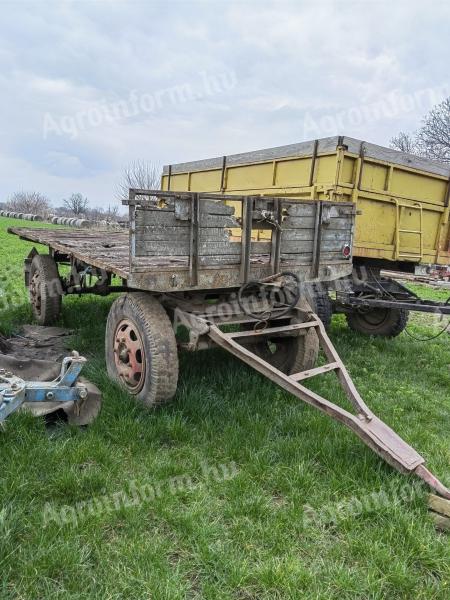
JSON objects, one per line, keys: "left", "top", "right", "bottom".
{"left": 113, "top": 318, "right": 146, "bottom": 393}
{"left": 29, "top": 271, "right": 42, "bottom": 316}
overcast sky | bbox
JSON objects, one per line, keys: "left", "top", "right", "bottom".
{"left": 0, "top": 0, "right": 449, "bottom": 209}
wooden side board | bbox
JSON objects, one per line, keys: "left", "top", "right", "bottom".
{"left": 133, "top": 197, "right": 353, "bottom": 267}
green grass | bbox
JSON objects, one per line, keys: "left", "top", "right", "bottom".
{"left": 0, "top": 215, "right": 449, "bottom": 599}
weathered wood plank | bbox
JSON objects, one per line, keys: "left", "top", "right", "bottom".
{"left": 285, "top": 204, "right": 317, "bottom": 217}
{"left": 174, "top": 198, "right": 235, "bottom": 217}
{"left": 283, "top": 216, "right": 352, "bottom": 229}
{"left": 280, "top": 229, "right": 351, "bottom": 242}
{"left": 135, "top": 210, "right": 239, "bottom": 228}
{"left": 135, "top": 240, "right": 272, "bottom": 256}
{"left": 131, "top": 254, "right": 272, "bottom": 268}
{"left": 199, "top": 255, "right": 242, "bottom": 266}
{"left": 135, "top": 226, "right": 231, "bottom": 242}
{"left": 280, "top": 239, "right": 348, "bottom": 253}
{"left": 134, "top": 198, "right": 235, "bottom": 216}
{"left": 281, "top": 250, "right": 347, "bottom": 263}
{"left": 280, "top": 216, "right": 315, "bottom": 229}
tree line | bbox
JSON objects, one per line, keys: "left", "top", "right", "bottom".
{"left": 2, "top": 160, "right": 160, "bottom": 220}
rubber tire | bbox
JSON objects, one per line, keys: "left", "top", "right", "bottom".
{"left": 346, "top": 307, "right": 408, "bottom": 338}
{"left": 306, "top": 286, "right": 333, "bottom": 330}
{"left": 242, "top": 300, "right": 319, "bottom": 375}
{"left": 29, "top": 254, "right": 62, "bottom": 325}
{"left": 105, "top": 293, "right": 179, "bottom": 407}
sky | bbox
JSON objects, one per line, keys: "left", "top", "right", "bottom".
{"left": 0, "top": 0, "right": 449, "bottom": 209}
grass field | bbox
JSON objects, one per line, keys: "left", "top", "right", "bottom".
{"left": 0, "top": 215, "right": 449, "bottom": 599}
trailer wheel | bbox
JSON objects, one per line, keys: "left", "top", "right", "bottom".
{"left": 242, "top": 300, "right": 319, "bottom": 375}
{"left": 306, "top": 285, "right": 333, "bottom": 330}
{"left": 29, "top": 254, "right": 62, "bottom": 325}
{"left": 105, "top": 293, "right": 178, "bottom": 407}
{"left": 346, "top": 307, "right": 408, "bottom": 337}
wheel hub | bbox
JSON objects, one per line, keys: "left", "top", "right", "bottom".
{"left": 113, "top": 319, "right": 145, "bottom": 393}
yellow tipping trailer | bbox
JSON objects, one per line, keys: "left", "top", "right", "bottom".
{"left": 162, "top": 136, "right": 450, "bottom": 268}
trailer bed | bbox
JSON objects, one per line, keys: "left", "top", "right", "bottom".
{"left": 9, "top": 227, "right": 132, "bottom": 279}
{"left": 8, "top": 226, "right": 275, "bottom": 280}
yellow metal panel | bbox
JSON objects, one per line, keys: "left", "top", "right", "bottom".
{"left": 226, "top": 162, "right": 274, "bottom": 190}
{"left": 190, "top": 169, "right": 221, "bottom": 191}
{"left": 422, "top": 210, "right": 443, "bottom": 248}
{"left": 169, "top": 173, "right": 189, "bottom": 191}
{"left": 339, "top": 156, "right": 357, "bottom": 185}
{"left": 314, "top": 155, "right": 337, "bottom": 184}
{"left": 391, "top": 170, "right": 447, "bottom": 205}
{"left": 356, "top": 199, "right": 396, "bottom": 246}
{"left": 274, "top": 158, "right": 311, "bottom": 186}
{"left": 361, "top": 162, "right": 389, "bottom": 191}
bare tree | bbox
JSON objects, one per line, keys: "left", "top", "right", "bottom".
{"left": 105, "top": 204, "right": 119, "bottom": 220}
{"left": 390, "top": 131, "right": 419, "bottom": 154}
{"left": 63, "top": 193, "right": 89, "bottom": 215}
{"left": 116, "top": 160, "right": 161, "bottom": 200}
{"left": 416, "top": 98, "right": 450, "bottom": 163}
{"left": 390, "top": 97, "right": 450, "bottom": 163}
{"left": 6, "top": 191, "right": 51, "bottom": 216}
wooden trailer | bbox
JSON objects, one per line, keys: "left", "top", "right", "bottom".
{"left": 7, "top": 190, "right": 450, "bottom": 517}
